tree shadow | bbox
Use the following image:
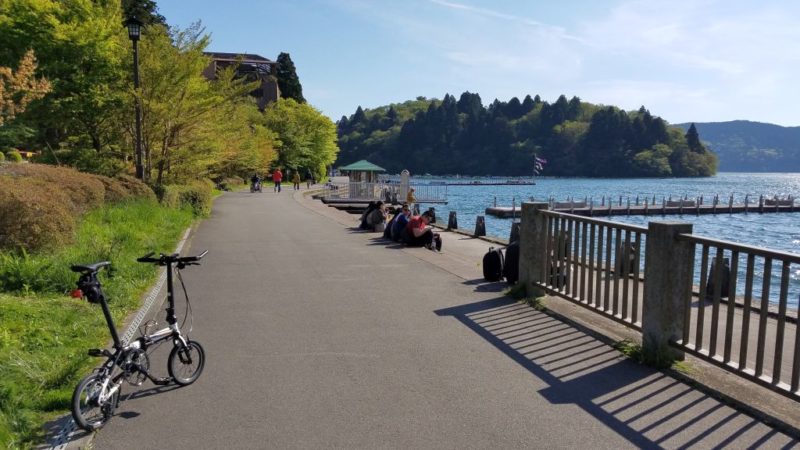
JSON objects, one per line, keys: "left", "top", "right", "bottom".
{"left": 434, "top": 297, "right": 799, "bottom": 448}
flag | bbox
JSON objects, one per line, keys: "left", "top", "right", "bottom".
{"left": 535, "top": 156, "right": 547, "bottom": 164}
{"left": 535, "top": 162, "right": 543, "bottom": 170}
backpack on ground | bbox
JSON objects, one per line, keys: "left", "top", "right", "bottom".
{"left": 384, "top": 214, "right": 397, "bottom": 240}
{"left": 482, "top": 247, "right": 505, "bottom": 282}
{"left": 503, "top": 241, "right": 520, "bottom": 284}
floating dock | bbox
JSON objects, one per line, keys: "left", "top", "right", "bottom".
{"left": 487, "top": 202, "right": 800, "bottom": 218}
{"left": 446, "top": 181, "right": 536, "bottom": 186}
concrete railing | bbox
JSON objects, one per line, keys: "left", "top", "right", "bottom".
{"left": 519, "top": 202, "right": 800, "bottom": 400}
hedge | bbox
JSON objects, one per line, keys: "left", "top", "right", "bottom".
{"left": 160, "top": 180, "right": 213, "bottom": 217}
{"left": 0, "top": 177, "right": 76, "bottom": 251}
{"left": 0, "top": 164, "right": 156, "bottom": 252}
{"left": 5, "top": 151, "right": 22, "bottom": 163}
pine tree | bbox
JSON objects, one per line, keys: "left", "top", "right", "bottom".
{"left": 686, "top": 123, "right": 704, "bottom": 152}
{"left": 122, "top": 0, "right": 166, "bottom": 26}
{"left": 275, "top": 52, "right": 305, "bottom": 103}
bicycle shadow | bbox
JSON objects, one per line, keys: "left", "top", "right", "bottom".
{"left": 434, "top": 296, "right": 799, "bottom": 448}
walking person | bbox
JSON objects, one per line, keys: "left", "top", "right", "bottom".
{"left": 292, "top": 170, "right": 301, "bottom": 190}
{"left": 272, "top": 167, "right": 283, "bottom": 193}
{"left": 306, "top": 169, "right": 314, "bottom": 189}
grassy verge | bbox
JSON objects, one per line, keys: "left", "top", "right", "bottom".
{"left": 0, "top": 199, "right": 195, "bottom": 448}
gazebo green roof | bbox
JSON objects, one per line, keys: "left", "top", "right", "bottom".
{"left": 338, "top": 160, "right": 386, "bottom": 172}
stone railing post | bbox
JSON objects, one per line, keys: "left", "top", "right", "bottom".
{"left": 642, "top": 221, "right": 694, "bottom": 361}
{"left": 519, "top": 202, "right": 550, "bottom": 297}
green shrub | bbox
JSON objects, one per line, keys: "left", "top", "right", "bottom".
{"left": 0, "top": 177, "right": 76, "bottom": 252}
{"left": 160, "top": 181, "right": 213, "bottom": 217}
{"left": 91, "top": 174, "right": 132, "bottom": 203}
{"left": 217, "top": 176, "right": 244, "bottom": 191}
{"left": 116, "top": 174, "right": 155, "bottom": 201}
{"left": 5, "top": 151, "right": 22, "bottom": 163}
{"left": 0, "top": 152, "right": 5, "bottom": 163}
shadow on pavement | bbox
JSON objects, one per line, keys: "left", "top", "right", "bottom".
{"left": 434, "top": 297, "right": 799, "bottom": 448}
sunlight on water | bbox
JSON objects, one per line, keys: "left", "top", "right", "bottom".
{"left": 417, "top": 173, "right": 800, "bottom": 307}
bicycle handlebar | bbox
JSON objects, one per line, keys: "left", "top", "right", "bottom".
{"left": 136, "top": 250, "right": 208, "bottom": 266}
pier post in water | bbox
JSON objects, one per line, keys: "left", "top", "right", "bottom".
{"left": 474, "top": 215, "right": 486, "bottom": 237}
{"left": 519, "top": 202, "right": 550, "bottom": 297}
{"left": 642, "top": 221, "right": 694, "bottom": 361}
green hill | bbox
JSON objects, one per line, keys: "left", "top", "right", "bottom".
{"left": 674, "top": 121, "right": 800, "bottom": 172}
{"left": 336, "top": 93, "right": 717, "bottom": 178}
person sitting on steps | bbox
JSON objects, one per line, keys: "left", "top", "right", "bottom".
{"left": 365, "top": 201, "right": 387, "bottom": 232}
{"left": 401, "top": 210, "right": 442, "bottom": 251}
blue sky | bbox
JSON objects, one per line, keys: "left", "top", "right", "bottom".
{"left": 158, "top": 0, "right": 800, "bottom": 127}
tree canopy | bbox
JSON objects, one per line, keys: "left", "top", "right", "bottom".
{"left": 336, "top": 93, "right": 717, "bottom": 177}
{"left": 263, "top": 98, "right": 338, "bottom": 181}
{"left": 275, "top": 52, "right": 305, "bottom": 103}
{"left": 0, "top": 0, "right": 332, "bottom": 184}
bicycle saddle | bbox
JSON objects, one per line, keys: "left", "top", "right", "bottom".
{"left": 70, "top": 261, "right": 111, "bottom": 273}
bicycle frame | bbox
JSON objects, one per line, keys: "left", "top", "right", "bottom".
{"left": 71, "top": 250, "right": 207, "bottom": 431}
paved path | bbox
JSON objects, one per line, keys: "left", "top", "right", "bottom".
{"left": 87, "top": 189, "right": 798, "bottom": 449}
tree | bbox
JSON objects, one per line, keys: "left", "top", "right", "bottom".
{"left": 122, "top": 0, "right": 166, "bottom": 26}
{"left": 0, "top": 0, "right": 129, "bottom": 167}
{"left": 0, "top": 50, "right": 50, "bottom": 126}
{"left": 686, "top": 123, "right": 704, "bottom": 153}
{"left": 262, "top": 98, "right": 338, "bottom": 181}
{"left": 275, "top": 52, "right": 305, "bottom": 103}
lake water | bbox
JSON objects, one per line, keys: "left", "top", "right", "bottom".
{"left": 416, "top": 173, "right": 800, "bottom": 306}
{"left": 421, "top": 173, "right": 800, "bottom": 252}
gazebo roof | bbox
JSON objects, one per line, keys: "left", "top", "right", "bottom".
{"left": 339, "top": 160, "right": 386, "bottom": 172}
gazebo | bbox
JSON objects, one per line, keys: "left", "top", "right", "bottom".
{"left": 338, "top": 160, "right": 385, "bottom": 182}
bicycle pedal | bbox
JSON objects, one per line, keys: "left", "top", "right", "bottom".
{"left": 87, "top": 348, "right": 106, "bottom": 357}
{"left": 150, "top": 377, "right": 171, "bottom": 386}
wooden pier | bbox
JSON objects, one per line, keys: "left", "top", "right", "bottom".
{"left": 487, "top": 197, "right": 799, "bottom": 218}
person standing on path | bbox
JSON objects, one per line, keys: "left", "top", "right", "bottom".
{"left": 306, "top": 169, "right": 314, "bottom": 188}
{"left": 292, "top": 171, "right": 301, "bottom": 190}
{"left": 406, "top": 187, "right": 416, "bottom": 210}
{"left": 273, "top": 168, "right": 283, "bottom": 193}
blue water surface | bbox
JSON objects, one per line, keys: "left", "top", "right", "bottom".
{"left": 420, "top": 173, "right": 800, "bottom": 255}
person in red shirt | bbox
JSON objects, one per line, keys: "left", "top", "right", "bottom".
{"left": 272, "top": 168, "right": 283, "bottom": 193}
{"left": 401, "top": 210, "right": 441, "bottom": 251}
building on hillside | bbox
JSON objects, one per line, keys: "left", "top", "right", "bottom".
{"left": 202, "top": 52, "right": 280, "bottom": 110}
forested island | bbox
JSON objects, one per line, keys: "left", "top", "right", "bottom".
{"left": 336, "top": 93, "right": 718, "bottom": 177}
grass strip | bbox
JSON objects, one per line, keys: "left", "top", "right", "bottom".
{"left": 0, "top": 199, "right": 195, "bottom": 448}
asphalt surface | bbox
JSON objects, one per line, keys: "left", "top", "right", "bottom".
{"left": 85, "top": 188, "right": 798, "bottom": 449}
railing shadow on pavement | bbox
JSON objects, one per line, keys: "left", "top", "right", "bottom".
{"left": 463, "top": 278, "right": 508, "bottom": 293}
{"left": 434, "top": 297, "right": 799, "bottom": 448}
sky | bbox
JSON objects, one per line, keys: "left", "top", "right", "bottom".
{"left": 157, "top": 0, "right": 800, "bottom": 127}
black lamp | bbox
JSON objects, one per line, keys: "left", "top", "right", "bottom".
{"left": 125, "top": 16, "right": 144, "bottom": 180}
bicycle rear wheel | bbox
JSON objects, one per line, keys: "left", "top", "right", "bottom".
{"left": 71, "top": 373, "right": 119, "bottom": 431}
{"left": 168, "top": 340, "right": 205, "bottom": 386}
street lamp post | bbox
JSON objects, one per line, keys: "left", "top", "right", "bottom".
{"left": 125, "top": 16, "right": 144, "bottom": 180}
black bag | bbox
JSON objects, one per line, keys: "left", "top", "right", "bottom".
{"left": 503, "top": 241, "right": 519, "bottom": 284}
{"left": 384, "top": 214, "right": 396, "bottom": 240}
{"left": 482, "top": 247, "right": 505, "bottom": 282}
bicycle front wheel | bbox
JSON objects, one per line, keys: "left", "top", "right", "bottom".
{"left": 71, "top": 373, "right": 119, "bottom": 431}
{"left": 168, "top": 340, "right": 205, "bottom": 386}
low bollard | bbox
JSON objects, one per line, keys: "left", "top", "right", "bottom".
{"left": 474, "top": 215, "right": 486, "bottom": 237}
{"left": 509, "top": 221, "right": 520, "bottom": 243}
{"left": 427, "top": 207, "right": 437, "bottom": 224}
{"left": 447, "top": 211, "right": 458, "bottom": 230}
